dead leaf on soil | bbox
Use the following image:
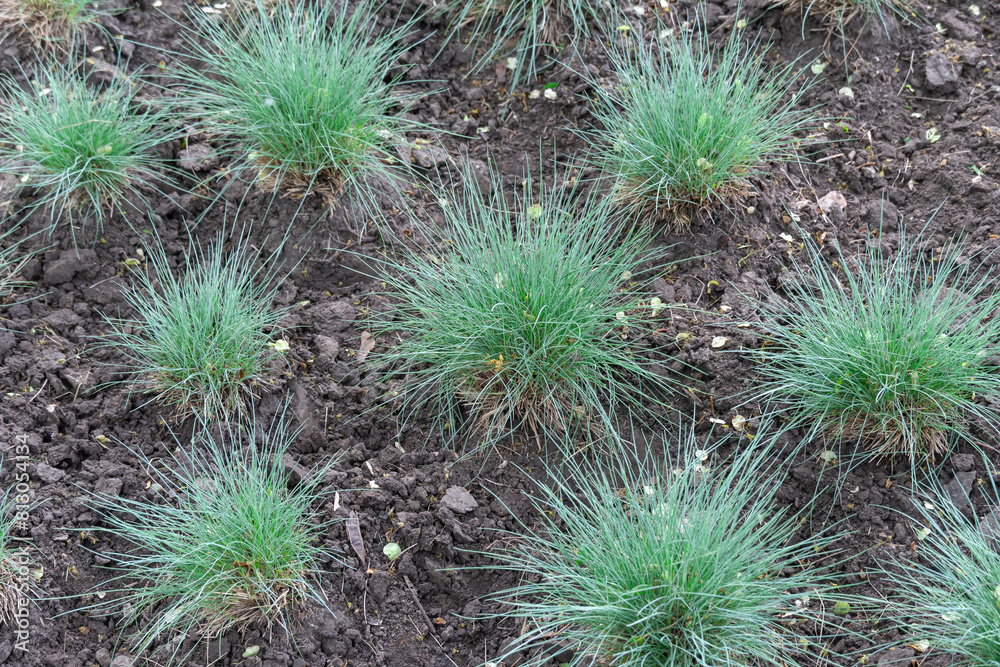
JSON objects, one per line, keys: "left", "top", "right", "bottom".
{"left": 346, "top": 516, "right": 366, "bottom": 566}
{"left": 356, "top": 331, "right": 375, "bottom": 363}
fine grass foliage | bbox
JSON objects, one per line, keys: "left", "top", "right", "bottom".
{"left": 754, "top": 227, "right": 1000, "bottom": 460}
{"left": 373, "top": 162, "right": 680, "bottom": 449}
{"left": 0, "top": 67, "right": 174, "bottom": 242}
{"left": 587, "top": 20, "right": 814, "bottom": 220}
{"left": 442, "top": 0, "right": 596, "bottom": 91}
{"left": 101, "top": 233, "right": 289, "bottom": 423}
{"left": 78, "top": 418, "right": 340, "bottom": 661}
{"left": 481, "top": 430, "right": 850, "bottom": 667}
{"left": 0, "top": 228, "right": 37, "bottom": 304}
{"left": 777, "top": 0, "right": 917, "bottom": 39}
{"left": 175, "top": 0, "right": 419, "bottom": 210}
{"left": 0, "top": 0, "right": 115, "bottom": 53}
{"left": 0, "top": 489, "right": 32, "bottom": 626}
{"left": 879, "top": 474, "right": 1000, "bottom": 666}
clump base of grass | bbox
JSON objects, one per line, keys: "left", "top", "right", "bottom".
{"left": 101, "top": 232, "right": 289, "bottom": 423}
{"left": 0, "top": 66, "right": 175, "bottom": 242}
{"left": 480, "top": 428, "right": 853, "bottom": 667}
{"left": 372, "top": 160, "right": 679, "bottom": 450}
{"left": 77, "top": 416, "right": 340, "bottom": 661}
{"left": 756, "top": 226, "right": 1000, "bottom": 461}
{"left": 586, "top": 19, "right": 814, "bottom": 220}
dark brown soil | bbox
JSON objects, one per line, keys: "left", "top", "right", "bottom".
{"left": 2, "top": 0, "right": 1000, "bottom": 664}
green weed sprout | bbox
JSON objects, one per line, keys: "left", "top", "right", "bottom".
{"left": 879, "top": 475, "right": 1000, "bottom": 666}
{"left": 442, "top": 0, "right": 595, "bottom": 90}
{"left": 77, "top": 417, "right": 340, "bottom": 662}
{"left": 0, "top": 0, "right": 116, "bottom": 53}
{"left": 101, "top": 233, "right": 289, "bottom": 423}
{"left": 373, "top": 161, "right": 681, "bottom": 449}
{"left": 755, "top": 228, "right": 1000, "bottom": 460}
{"left": 587, "top": 21, "right": 814, "bottom": 221}
{"left": 0, "top": 67, "right": 175, "bottom": 242}
{"left": 481, "top": 429, "right": 850, "bottom": 667}
{"left": 174, "top": 0, "right": 419, "bottom": 210}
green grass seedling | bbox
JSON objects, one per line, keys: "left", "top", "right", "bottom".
{"left": 77, "top": 417, "right": 341, "bottom": 662}
{"left": 372, "top": 161, "right": 683, "bottom": 450}
{"left": 587, "top": 20, "right": 814, "bottom": 221}
{"left": 755, "top": 227, "right": 1000, "bottom": 460}
{"left": 101, "top": 233, "right": 289, "bottom": 423}
{"left": 0, "top": 67, "right": 175, "bottom": 243}
{"left": 880, "top": 473, "right": 1000, "bottom": 666}
{"left": 174, "top": 0, "right": 420, "bottom": 212}
{"left": 480, "top": 429, "right": 852, "bottom": 667}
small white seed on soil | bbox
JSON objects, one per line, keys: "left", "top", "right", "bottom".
{"left": 529, "top": 90, "right": 540, "bottom": 99}
{"left": 710, "top": 336, "right": 727, "bottom": 348}
{"left": 838, "top": 86, "right": 854, "bottom": 99}
{"left": 632, "top": 5, "right": 645, "bottom": 15}
{"left": 544, "top": 89, "right": 557, "bottom": 100}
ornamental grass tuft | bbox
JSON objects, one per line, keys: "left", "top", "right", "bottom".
{"left": 755, "top": 227, "right": 1000, "bottom": 460}
{"left": 441, "top": 0, "right": 596, "bottom": 91}
{"left": 481, "top": 429, "right": 851, "bottom": 667}
{"left": 174, "top": 0, "right": 419, "bottom": 210}
{"left": 777, "top": 0, "right": 916, "bottom": 38}
{"left": 587, "top": 20, "right": 814, "bottom": 221}
{"left": 0, "top": 66, "right": 174, "bottom": 242}
{"left": 373, "top": 161, "right": 680, "bottom": 449}
{"left": 0, "top": 0, "right": 115, "bottom": 53}
{"left": 79, "top": 417, "right": 340, "bottom": 661}
{"left": 101, "top": 233, "right": 289, "bottom": 423}
{"left": 880, "top": 474, "right": 1000, "bottom": 666}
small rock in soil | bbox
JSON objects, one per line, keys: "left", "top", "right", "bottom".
{"left": 413, "top": 145, "right": 450, "bottom": 169}
{"left": 314, "top": 335, "right": 341, "bottom": 365}
{"left": 817, "top": 190, "right": 847, "bottom": 214}
{"left": 95, "top": 647, "right": 112, "bottom": 667}
{"left": 42, "top": 309, "right": 84, "bottom": 331}
{"left": 177, "top": 143, "right": 220, "bottom": 171}
{"left": 110, "top": 656, "right": 137, "bottom": 667}
{"left": 441, "top": 486, "right": 477, "bottom": 514}
{"left": 980, "top": 508, "right": 1000, "bottom": 542}
{"left": 43, "top": 249, "right": 96, "bottom": 286}
{"left": 282, "top": 453, "right": 310, "bottom": 485}
{"left": 94, "top": 477, "right": 124, "bottom": 498}
{"left": 312, "top": 301, "right": 354, "bottom": 332}
{"left": 952, "top": 453, "right": 976, "bottom": 471}
{"left": 939, "top": 11, "right": 978, "bottom": 40}
{"left": 926, "top": 52, "right": 958, "bottom": 88}
{"left": 945, "top": 471, "right": 976, "bottom": 509}
{"left": 35, "top": 463, "right": 66, "bottom": 484}
{"left": 878, "top": 648, "right": 915, "bottom": 666}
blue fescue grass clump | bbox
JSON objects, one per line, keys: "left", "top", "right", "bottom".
{"left": 880, "top": 475, "right": 1000, "bottom": 666}
{"left": 373, "top": 161, "right": 681, "bottom": 449}
{"left": 480, "top": 429, "right": 853, "bottom": 667}
{"left": 79, "top": 418, "right": 340, "bottom": 661}
{"left": 0, "top": 67, "right": 175, "bottom": 241}
{"left": 174, "top": 0, "right": 420, "bottom": 210}
{"left": 588, "top": 20, "right": 814, "bottom": 220}
{"left": 102, "top": 233, "right": 289, "bottom": 423}
{"left": 442, "top": 0, "right": 596, "bottom": 90}
{"left": 0, "top": 0, "right": 117, "bottom": 53}
{"left": 755, "top": 228, "right": 1000, "bottom": 460}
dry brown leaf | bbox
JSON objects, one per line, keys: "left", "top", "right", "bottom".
{"left": 346, "top": 517, "right": 366, "bottom": 565}
{"left": 356, "top": 331, "right": 375, "bottom": 363}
